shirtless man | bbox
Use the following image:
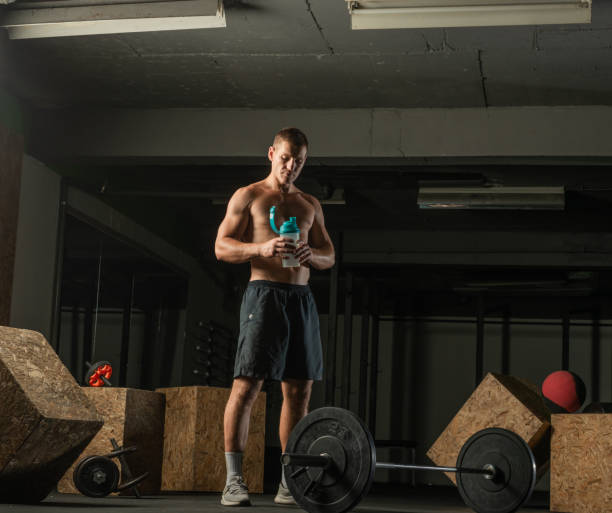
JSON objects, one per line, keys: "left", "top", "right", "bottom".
{"left": 215, "top": 127, "right": 335, "bottom": 506}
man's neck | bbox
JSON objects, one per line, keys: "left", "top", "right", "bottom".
{"left": 264, "top": 175, "right": 293, "bottom": 194}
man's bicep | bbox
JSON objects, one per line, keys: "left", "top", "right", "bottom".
{"left": 217, "top": 214, "right": 246, "bottom": 241}
{"left": 308, "top": 201, "right": 333, "bottom": 249}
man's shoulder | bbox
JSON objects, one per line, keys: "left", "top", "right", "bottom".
{"left": 243, "top": 180, "right": 273, "bottom": 196}
{"left": 233, "top": 181, "right": 267, "bottom": 201}
{"left": 296, "top": 190, "right": 321, "bottom": 209}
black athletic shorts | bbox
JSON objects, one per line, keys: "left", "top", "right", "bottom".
{"left": 233, "top": 280, "right": 323, "bottom": 381}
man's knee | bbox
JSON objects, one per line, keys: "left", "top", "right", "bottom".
{"left": 282, "top": 379, "right": 313, "bottom": 407}
{"left": 230, "top": 377, "right": 263, "bottom": 406}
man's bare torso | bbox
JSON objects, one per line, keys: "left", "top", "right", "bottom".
{"left": 245, "top": 181, "right": 316, "bottom": 285}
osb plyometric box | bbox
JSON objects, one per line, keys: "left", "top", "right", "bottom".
{"left": 550, "top": 414, "right": 612, "bottom": 513}
{"left": 427, "top": 372, "right": 551, "bottom": 484}
{"left": 156, "top": 386, "right": 266, "bottom": 493}
{"left": 58, "top": 387, "right": 165, "bottom": 496}
{"left": 0, "top": 326, "right": 103, "bottom": 502}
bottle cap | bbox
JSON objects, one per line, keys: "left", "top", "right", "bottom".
{"left": 270, "top": 206, "right": 299, "bottom": 234}
{"left": 280, "top": 217, "right": 299, "bottom": 235}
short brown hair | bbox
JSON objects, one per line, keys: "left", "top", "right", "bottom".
{"left": 273, "top": 127, "right": 309, "bottom": 150}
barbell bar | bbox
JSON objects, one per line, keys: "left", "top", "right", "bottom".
{"left": 282, "top": 453, "right": 497, "bottom": 478}
{"left": 282, "top": 407, "right": 537, "bottom": 513}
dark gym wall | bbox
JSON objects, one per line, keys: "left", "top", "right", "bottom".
{"left": 0, "top": 90, "right": 24, "bottom": 326}
{"left": 0, "top": 88, "right": 23, "bottom": 135}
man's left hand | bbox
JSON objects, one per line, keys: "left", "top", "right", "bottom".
{"left": 294, "top": 240, "right": 312, "bottom": 266}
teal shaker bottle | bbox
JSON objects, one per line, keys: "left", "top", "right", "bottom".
{"left": 270, "top": 206, "right": 300, "bottom": 268}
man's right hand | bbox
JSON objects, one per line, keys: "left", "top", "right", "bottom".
{"left": 259, "top": 237, "right": 297, "bottom": 258}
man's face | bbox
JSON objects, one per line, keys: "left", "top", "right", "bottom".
{"left": 268, "top": 139, "right": 307, "bottom": 186}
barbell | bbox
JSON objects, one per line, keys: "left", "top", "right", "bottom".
{"left": 282, "top": 407, "right": 537, "bottom": 513}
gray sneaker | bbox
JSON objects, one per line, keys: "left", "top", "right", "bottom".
{"left": 221, "top": 476, "right": 251, "bottom": 506}
{"left": 274, "top": 482, "right": 296, "bottom": 505}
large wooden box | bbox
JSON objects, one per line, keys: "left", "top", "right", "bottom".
{"left": 156, "top": 386, "right": 266, "bottom": 493}
{"left": 550, "top": 414, "right": 612, "bottom": 513}
{"left": 58, "top": 387, "right": 165, "bottom": 495}
{"left": 0, "top": 326, "right": 103, "bottom": 502}
{"left": 427, "top": 372, "right": 550, "bottom": 484}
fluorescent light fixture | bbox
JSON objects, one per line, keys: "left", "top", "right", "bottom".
{"left": 347, "top": 0, "right": 591, "bottom": 29}
{"left": 453, "top": 284, "right": 592, "bottom": 295}
{"left": 1, "top": 0, "right": 225, "bottom": 39}
{"left": 417, "top": 186, "right": 565, "bottom": 210}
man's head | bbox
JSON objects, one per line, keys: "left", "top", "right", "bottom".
{"left": 268, "top": 127, "right": 309, "bottom": 187}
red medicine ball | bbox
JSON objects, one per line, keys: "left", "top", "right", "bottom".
{"left": 541, "top": 370, "right": 586, "bottom": 413}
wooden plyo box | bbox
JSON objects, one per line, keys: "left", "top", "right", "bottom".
{"left": 550, "top": 414, "right": 612, "bottom": 513}
{"left": 0, "top": 327, "right": 103, "bottom": 502}
{"left": 427, "top": 373, "right": 551, "bottom": 484}
{"left": 58, "top": 388, "right": 166, "bottom": 496}
{"left": 156, "top": 386, "right": 266, "bottom": 493}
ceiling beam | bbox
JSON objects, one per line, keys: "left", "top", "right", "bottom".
{"left": 27, "top": 106, "right": 612, "bottom": 160}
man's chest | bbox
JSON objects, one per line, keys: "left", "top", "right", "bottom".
{"left": 251, "top": 194, "right": 315, "bottom": 233}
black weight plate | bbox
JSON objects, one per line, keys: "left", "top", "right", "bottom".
{"left": 73, "top": 456, "right": 120, "bottom": 498}
{"left": 456, "top": 428, "right": 537, "bottom": 513}
{"left": 285, "top": 407, "right": 376, "bottom": 513}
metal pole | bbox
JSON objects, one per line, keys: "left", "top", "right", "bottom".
{"left": 376, "top": 462, "right": 494, "bottom": 476}
{"left": 83, "top": 301, "right": 93, "bottom": 383}
{"left": 325, "top": 232, "right": 341, "bottom": 406}
{"left": 368, "top": 290, "right": 380, "bottom": 438}
{"left": 119, "top": 273, "right": 134, "bottom": 387}
{"left": 50, "top": 180, "right": 67, "bottom": 353}
{"left": 592, "top": 308, "right": 600, "bottom": 402}
{"left": 475, "top": 295, "right": 484, "bottom": 387}
{"left": 501, "top": 308, "right": 510, "bottom": 375}
{"left": 141, "top": 309, "right": 153, "bottom": 389}
{"left": 358, "top": 279, "right": 370, "bottom": 420}
{"left": 70, "top": 304, "right": 80, "bottom": 374}
{"left": 341, "top": 271, "right": 353, "bottom": 409}
{"left": 562, "top": 312, "right": 570, "bottom": 370}
{"left": 282, "top": 455, "right": 494, "bottom": 477}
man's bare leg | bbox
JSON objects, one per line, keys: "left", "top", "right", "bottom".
{"left": 275, "top": 378, "right": 313, "bottom": 504}
{"left": 225, "top": 376, "right": 264, "bottom": 451}
{"left": 279, "top": 378, "right": 313, "bottom": 450}
{"left": 222, "top": 376, "right": 263, "bottom": 506}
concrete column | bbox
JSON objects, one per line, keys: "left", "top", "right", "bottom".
{"left": 0, "top": 122, "right": 23, "bottom": 325}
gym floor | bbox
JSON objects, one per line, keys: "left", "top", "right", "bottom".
{"left": 3, "top": 487, "right": 550, "bottom": 513}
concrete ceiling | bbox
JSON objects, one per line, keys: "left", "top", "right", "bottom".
{"left": 3, "top": 0, "right": 612, "bottom": 109}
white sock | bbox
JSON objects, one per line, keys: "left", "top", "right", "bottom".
{"left": 281, "top": 464, "right": 287, "bottom": 488}
{"left": 225, "top": 452, "right": 243, "bottom": 486}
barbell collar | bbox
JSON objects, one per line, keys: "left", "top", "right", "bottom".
{"left": 281, "top": 452, "right": 332, "bottom": 469}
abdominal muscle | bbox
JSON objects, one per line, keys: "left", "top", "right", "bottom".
{"left": 250, "top": 255, "right": 311, "bottom": 285}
